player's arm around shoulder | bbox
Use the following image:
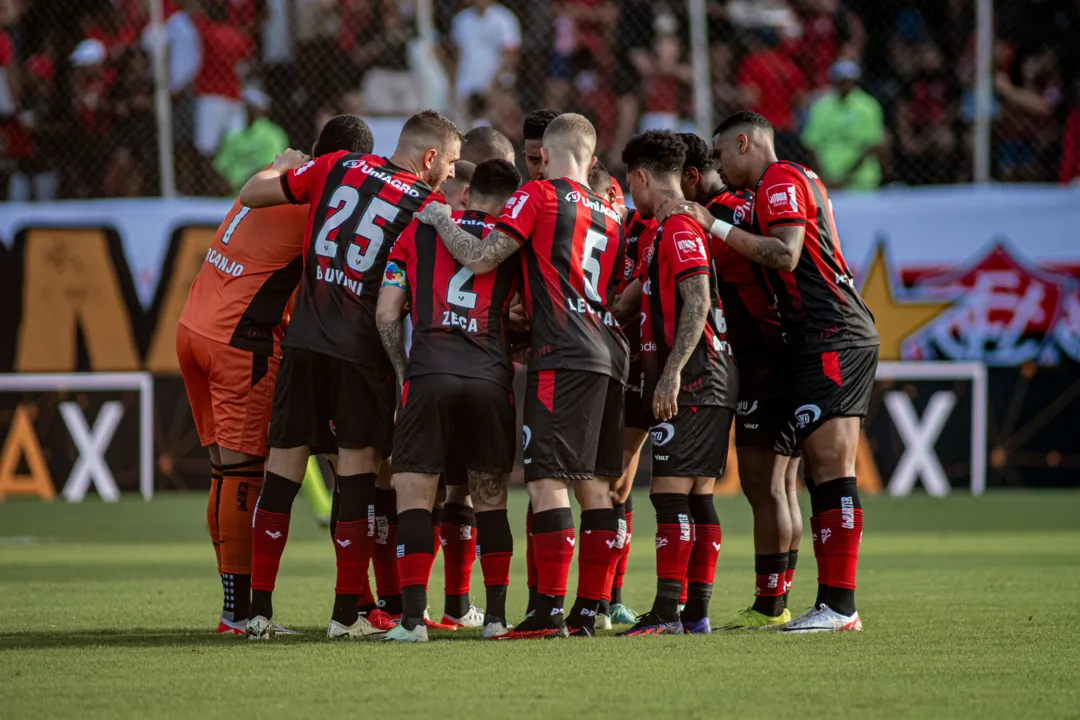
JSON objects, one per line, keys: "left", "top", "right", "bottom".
{"left": 238, "top": 149, "right": 313, "bottom": 208}
{"left": 416, "top": 190, "right": 526, "bottom": 276}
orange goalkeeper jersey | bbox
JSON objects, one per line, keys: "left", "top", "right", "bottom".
{"left": 179, "top": 198, "right": 307, "bottom": 357}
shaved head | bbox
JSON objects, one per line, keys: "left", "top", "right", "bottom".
{"left": 461, "top": 126, "right": 516, "bottom": 165}
{"left": 542, "top": 113, "right": 597, "bottom": 165}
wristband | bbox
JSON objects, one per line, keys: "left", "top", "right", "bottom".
{"left": 710, "top": 217, "right": 733, "bottom": 241}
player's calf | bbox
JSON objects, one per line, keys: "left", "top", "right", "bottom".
{"left": 218, "top": 458, "right": 263, "bottom": 627}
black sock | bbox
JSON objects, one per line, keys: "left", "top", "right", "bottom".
{"left": 249, "top": 473, "right": 301, "bottom": 620}
{"left": 567, "top": 597, "right": 600, "bottom": 629}
{"left": 259, "top": 472, "right": 302, "bottom": 514}
{"left": 445, "top": 594, "right": 469, "bottom": 619}
{"left": 611, "top": 586, "right": 622, "bottom": 605}
{"left": 397, "top": 508, "right": 434, "bottom": 629}
{"left": 624, "top": 492, "right": 633, "bottom": 514}
{"left": 528, "top": 587, "right": 540, "bottom": 615}
{"left": 402, "top": 586, "right": 426, "bottom": 631}
{"left": 222, "top": 573, "right": 252, "bottom": 622}
{"left": 475, "top": 509, "right": 512, "bottom": 622}
{"left": 331, "top": 473, "right": 376, "bottom": 626}
{"left": 752, "top": 552, "right": 789, "bottom": 617}
{"left": 329, "top": 489, "right": 340, "bottom": 538}
{"left": 534, "top": 593, "right": 566, "bottom": 626}
{"left": 598, "top": 599, "right": 610, "bottom": 615}
{"left": 378, "top": 594, "right": 403, "bottom": 616}
{"left": 785, "top": 548, "right": 799, "bottom": 608}
{"left": 652, "top": 579, "right": 682, "bottom": 622}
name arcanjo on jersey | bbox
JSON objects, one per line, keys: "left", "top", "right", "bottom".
{"left": 204, "top": 248, "right": 243, "bottom": 276}
{"left": 342, "top": 158, "right": 421, "bottom": 197}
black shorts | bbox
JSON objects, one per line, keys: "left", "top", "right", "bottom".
{"left": 624, "top": 368, "right": 650, "bottom": 431}
{"left": 267, "top": 347, "right": 394, "bottom": 454}
{"left": 790, "top": 345, "right": 879, "bottom": 438}
{"left": 735, "top": 356, "right": 800, "bottom": 457}
{"left": 522, "top": 369, "right": 624, "bottom": 482}
{"left": 651, "top": 406, "right": 733, "bottom": 479}
{"left": 392, "top": 373, "right": 515, "bottom": 477}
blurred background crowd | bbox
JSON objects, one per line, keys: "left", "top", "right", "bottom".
{"left": 1, "top": 0, "right": 1078, "bottom": 200}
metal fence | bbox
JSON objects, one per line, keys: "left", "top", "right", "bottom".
{"left": 0, "top": 0, "right": 1074, "bottom": 200}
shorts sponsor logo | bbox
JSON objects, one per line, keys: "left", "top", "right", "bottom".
{"left": 737, "top": 400, "right": 758, "bottom": 416}
{"left": 506, "top": 192, "right": 529, "bottom": 219}
{"left": 841, "top": 496, "right": 855, "bottom": 529}
{"left": 766, "top": 183, "right": 798, "bottom": 214}
{"left": 742, "top": 423, "right": 759, "bottom": 430}
{"left": 794, "top": 403, "right": 822, "bottom": 429}
{"left": 522, "top": 425, "right": 531, "bottom": 450}
{"left": 650, "top": 422, "right": 675, "bottom": 447}
{"left": 673, "top": 231, "right": 707, "bottom": 264}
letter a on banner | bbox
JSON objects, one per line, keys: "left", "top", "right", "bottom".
{"left": 0, "top": 405, "right": 55, "bottom": 501}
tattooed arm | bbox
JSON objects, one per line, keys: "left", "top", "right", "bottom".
{"left": 653, "top": 274, "right": 710, "bottom": 421}
{"left": 672, "top": 201, "right": 804, "bottom": 272}
{"left": 375, "top": 282, "right": 409, "bottom": 387}
{"left": 415, "top": 201, "right": 520, "bottom": 275}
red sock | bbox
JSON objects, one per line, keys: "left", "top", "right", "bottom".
{"left": 820, "top": 508, "right": 863, "bottom": 590}
{"left": 576, "top": 510, "right": 620, "bottom": 601}
{"left": 359, "top": 573, "right": 375, "bottom": 608}
{"left": 525, "top": 503, "right": 537, "bottom": 591}
{"left": 612, "top": 510, "right": 632, "bottom": 596}
{"left": 372, "top": 523, "right": 400, "bottom": 599}
{"left": 687, "top": 523, "right": 722, "bottom": 585}
{"left": 783, "top": 549, "right": 798, "bottom": 595}
{"left": 655, "top": 523, "right": 693, "bottom": 583}
{"left": 440, "top": 514, "right": 477, "bottom": 597}
{"left": 398, "top": 551, "right": 435, "bottom": 590}
{"left": 810, "top": 516, "right": 826, "bottom": 587}
{"left": 332, "top": 519, "right": 371, "bottom": 594}
{"left": 533, "top": 508, "right": 575, "bottom": 597}
{"left": 251, "top": 508, "right": 290, "bottom": 592}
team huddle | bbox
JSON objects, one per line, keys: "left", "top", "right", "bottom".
{"left": 177, "top": 105, "right": 879, "bottom": 642}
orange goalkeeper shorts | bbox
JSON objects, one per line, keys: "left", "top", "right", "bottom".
{"left": 176, "top": 324, "right": 278, "bottom": 457}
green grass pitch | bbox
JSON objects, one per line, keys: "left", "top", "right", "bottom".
{"left": 1, "top": 490, "right": 1078, "bottom": 719}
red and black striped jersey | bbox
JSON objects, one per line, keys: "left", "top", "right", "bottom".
{"left": 279, "top": 151, "right": 442, "bottom": 365}
{"left": 619, "top": 208, "right": 656, "bottom": 290}
{"left": 752, "top": 161, "right": 878, "bottom": 352}
{"left": 639, "top": 213, "right": 737, "bottom": 409}
{"left": 495, "top": 178, "right": 628, "bottom": 381}
{"left": 706, "top": 189, "right": 785, "bottom": 364}
{"left": 386, "top": 210, "right": 520, "bottom": 390}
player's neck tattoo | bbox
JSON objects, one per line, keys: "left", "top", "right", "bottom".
{"left": 655, "top": 190, "right": 684, "bottom": 224}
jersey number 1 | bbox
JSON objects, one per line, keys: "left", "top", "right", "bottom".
{"left": 313, "top": 186, "right": 399, "bottom": 274}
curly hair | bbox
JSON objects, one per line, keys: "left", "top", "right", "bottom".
{"left": 523, "top": 109, "right": 563, "bottom": 141}
{"left": 621, "top": 130, "right": 687, "bottom": 176}
{"left": 679, "top": 133, "right": 715, "bottom": 172}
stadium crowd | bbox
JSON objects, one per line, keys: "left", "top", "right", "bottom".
{"left": 1, "top": 0, "right": 1079, "bottom": 200}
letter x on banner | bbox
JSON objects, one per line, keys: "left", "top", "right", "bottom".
{"left": 0, "top": 373, "right": 155, "bottom": 501}
{"left": 875, "top": 362, "right": 988, "bottom": 496}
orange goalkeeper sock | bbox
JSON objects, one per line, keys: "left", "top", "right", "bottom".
{"left": 219, "top": 460, "right": 263, "bottom": 622}
{"left": 207, "top": 464, "right": 223, "bottom": 574}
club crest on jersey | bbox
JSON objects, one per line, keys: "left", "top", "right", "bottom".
{"left": 733, "top": 201, "right": 750, "bottom": 226}
{"left": 673, "top": 231, "right": 706, "bottom": 264}
{"left": 506, "top": 192, "right": 529, "bottom": 219}
{"left": 766, "top": 183, "right": 799, "bottom": 214}
{"left": 565, "top": 190, "right": 582, "bottom": 203}
{"left": 650, "top": 422, "right": 675, "bottom": 447}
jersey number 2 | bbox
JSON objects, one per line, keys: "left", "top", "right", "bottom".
{"left": 313, "top": 186, "right": 399, "bottom": 274}
{"left": 581, "top": 228, "right": 608, "bottom": 302}
{"left": 446, "top": 266, "right": 477, "bottom": 309}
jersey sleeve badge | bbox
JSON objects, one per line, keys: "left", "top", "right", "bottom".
{"left": 382, "top": 261, "right": 407, "bottom": 289}
{"left": 765, "top": 183, "right": 800, "bottom": 215}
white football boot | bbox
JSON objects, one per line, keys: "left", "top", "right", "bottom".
{"left": 442, "top": 605, "right": 485, "bottom": 629}
{"left": 781, "top": 603, "right": 863, "bottom": 633}
{"left": 328, "top": 614, "right": 386, "bottom": 639}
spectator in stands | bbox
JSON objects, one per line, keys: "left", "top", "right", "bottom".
{"left": 192, "top": 0, "right": 253, "bottom": 158}
{"left": 994, "top": 45, "right": 1063, "bottom": 182}
{"left": 66, "top": 38, "right": 111, "bottom": 198}
{"left": 801, "top": 59, "right": 885, "bottom": 190}
{"left": 635, "top": 12, "right": 691, "bottom": 132}
{"left": 213, "top": 87, "right": 287, "bottom": 193}
{"left": 894, "top": 42, "right": 958, "bottom": 186}
{"left": 608, "top": 0, "right": 654, "bottom": 170}
{"left": 105, "top": 46, "right": 157, "bottom": 196}
{"left": 1060, "top": 82, "right": 1080, "bottom": 184}
{"left": 355, "top": 0, "right": 419, "bottom": 116}
{"left": 736, "top": 28, "right": 807, "bottom": 162}
{"left": 792, "top": 0, "right": 864, "bottom": 90}
{"left": 448, "top": 0, "right": 521, "bottom": 121}
{"left": 544, "top": 0, "right": 617, "bottom": 110}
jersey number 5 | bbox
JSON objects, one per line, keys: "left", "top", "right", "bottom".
{"left": 313, "top": 186, "right": 399, "bottom": 274}
{"left": 447, "top": 265, "right": 477, "bottom": 309}
{"left": 581, "top": 228, "right": 608, "bottom": 303}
